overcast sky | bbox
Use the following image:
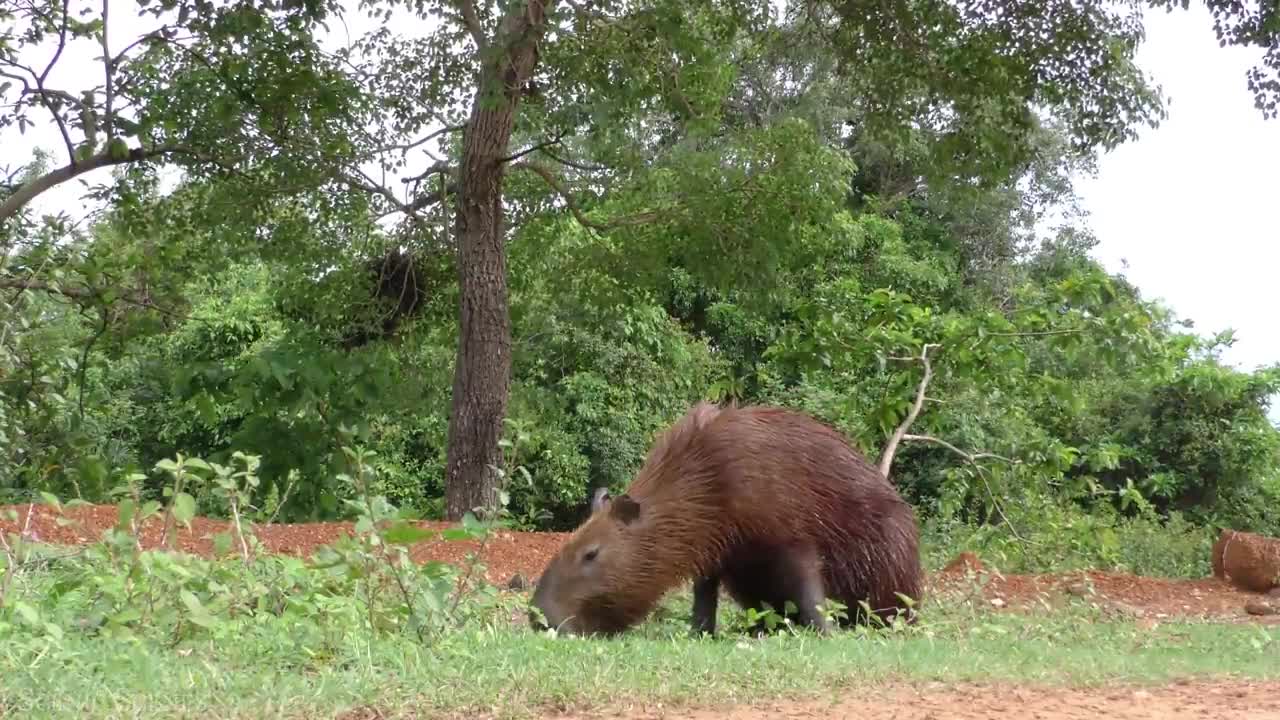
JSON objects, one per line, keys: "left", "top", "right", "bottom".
{"left": 1072, "top": 5, "right": 1280, "bottom": 421}
{"left": 4, "top": 3, "right": 1277, "bottom": 418}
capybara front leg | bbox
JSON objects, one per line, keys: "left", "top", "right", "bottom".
{"left": 782, "top": 550, "right": 832, "bottom": 635}
{"left": 691, "top": 574, "right": 721, "bottom": 636}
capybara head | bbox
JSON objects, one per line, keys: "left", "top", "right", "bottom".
{"left": 529, "top": 489, "right": 647, "bottom": 636}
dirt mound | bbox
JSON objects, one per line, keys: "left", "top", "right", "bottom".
{"left": 1212, "top": 529, "right": 1280, "bottom": 593}
{"left": 942, "top": 550, "right": 985, "bottom": 575}
{"left": 3, "top": 504, "right": 1278, "bottom": 623}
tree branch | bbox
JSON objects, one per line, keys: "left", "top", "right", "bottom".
{"left": 0, "top": 144, "right": 175, "bottom": 220}
{"left": 40, "top": 0, "right": 76, "bottom": 161}
{"left": 378, "top": 124, "right": 466, "bottom": 154}
{"left": 100, "top": 0, "right": 115, "bottom": 138}
{"left": 537, "top": 145, "right": 610, "bottom": 172}
{"left": 500, "top": 131, "right": 567, "bottom": 163}
{"left": 984, "top": 328, "right": 1086, "bottom": 338}
{"left": 341, "top": 168, "right": 436, "bottom": 231}
{"left": 455, "top": 0, "right": 490, "bottom": 53}
{"left": 878, "top": 343, "right": 940, "bottom": 478}
{"left": 899, "top": 434, "right": 1019, "bottom": 466}
{"left": 0, "top": 277, "right": 98, "bottom": 301}
{"left": 901, "top": 433, "right": 1029, "bottom": 544}
{"left": 513, "top": 161, "right": 664, "bottom": 231}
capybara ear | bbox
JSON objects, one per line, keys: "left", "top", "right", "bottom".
{"left": 611, "top": 494, "right": 641, "bottom": 525}
{"left": 591, "top": 487, "right": 612, "bottom": 514}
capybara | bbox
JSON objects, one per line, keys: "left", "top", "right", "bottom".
{"left": 529, "top": 401, "right": 922, "bottom": 636}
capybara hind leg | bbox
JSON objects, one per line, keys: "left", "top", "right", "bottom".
{"left": 691, "top": 574, "right": 720, "bottom": 636}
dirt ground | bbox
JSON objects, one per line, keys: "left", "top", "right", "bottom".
{"left": 535, "top": 680, "right": 1280, "bottom": 720}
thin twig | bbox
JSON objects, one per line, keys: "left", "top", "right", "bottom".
{"left": 894, "top": 434, "right": 1029, "bottom": 545}
{"left": 984, "top": 328, "right": 1086, "bottom": 338}
{"left": 537, "top": 145, "right": 610, "bottom": 172}
{"left": 499, "top": 131, "right": 566, "bottom": 163}
{"left": 100, "top": 0, "right": 115, "bottom": 138}
{"left": 512, "top": 161, "right": 665, "bottom": 230}
{"left": 900, "top": 434, "right": 1019, "bottom": 466}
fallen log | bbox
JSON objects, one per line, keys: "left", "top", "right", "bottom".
{"left": 1212, "top": 528, "right": 1280, "bottom": 593}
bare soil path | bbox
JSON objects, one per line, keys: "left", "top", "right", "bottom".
{"left": 532, "top": 680, "right": 1280, "bottom": 720}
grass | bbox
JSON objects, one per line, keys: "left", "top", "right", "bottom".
{"left": 3, "top": 581, "right": 1279, "bottom": 720}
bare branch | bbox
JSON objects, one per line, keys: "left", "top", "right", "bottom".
{"left": 878, "top": 343, "right": 940, "bottom": 478}
{"left": 900, "top": 434, "right": 1029, "bottom": 545}
{"left": 0, "top": 59, "right": 76, "bottom": 163}
{"left": 0, "top": 277, "right": 99, "bottom": 301}
{"left": 455, "top": 0, "right": 489, "bottom": 53}
{"left": 40, "top": 0, "right": 72, "bottom": 85}
{"left": 499, "top": 131, "right": 566, "bottom": 163}
{"left": 377, "top": 124, "right": 466, "bottom": 154}
{"left": 0, "top": 70, "right": 83, "bottom": 110}
{"left": 984, "top": 328, "right": 1086, "bottom": 338}
{"left": 537, "top": 145, "right": 610, "bottom": 172}
{"left": 342, "top": 168, "right": 434, "bottom": 231}
{"left": 513, "top": 161, "right": 665, "bottom": 231}
{"left": 109, "top": 27, "right": 169, "bottom": 68}
{"left": 100, "top": 0, "right": 115, "bottom": 138}
{"left": 899, "top": 434, "right": 1019, "bottom": 466}
{"left": 40, "top": 0, "right": 76, "bottom": 161}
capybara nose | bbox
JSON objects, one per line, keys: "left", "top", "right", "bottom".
{"left": 528, "top": 609, "right": 549, "bottom": 631}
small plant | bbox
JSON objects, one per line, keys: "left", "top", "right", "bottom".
{"left": 208, "top": 452, "right": 264, "bottom": 564}
{"left": 154, "top": 454, "right": 211, "bottom": 550}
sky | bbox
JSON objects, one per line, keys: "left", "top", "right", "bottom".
{"left": 1071, "top": 5, "right": 1280, "bottom": 422}
{"left": 3, "top": 2, "right": 1278, "bottom": 419}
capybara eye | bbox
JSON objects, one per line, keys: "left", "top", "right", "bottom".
{"left": 583, "top": 547, "right": 599, "bottom": 563}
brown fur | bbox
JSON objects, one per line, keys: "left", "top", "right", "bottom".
{"left": 529, "top": 402, "right": 922, "bottom": 636}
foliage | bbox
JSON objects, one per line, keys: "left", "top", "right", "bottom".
{"left": 3, "top": 1, "right": 1279, "bottom": 560}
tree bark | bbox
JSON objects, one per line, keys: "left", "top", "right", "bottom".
{"left": 443, "top": 0, "right": 554, "bottom": 521}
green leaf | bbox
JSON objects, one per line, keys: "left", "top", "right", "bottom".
{"left": 180, "top": 591, "right": 218, "bottom": 628}
{"left": 116, "top": 500, "right": 136, "bottom": 530}
{"left": 38, "top": 491, "right": 62, "bottom": 510}
{"left": 12, "top": 601, "right": 39, "bottom": 625}
{"left": 173, "top": 493, "right": 197, "bottom": 527}
{"left": 383, "top": 522, "right": 437, "bottom": 546}
{"left": 212, "top": 532, "right": 233, "bottom": 557}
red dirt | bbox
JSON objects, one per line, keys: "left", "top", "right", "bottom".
{"left": 3, "top": 502, "right": 1278, "bottom": 623}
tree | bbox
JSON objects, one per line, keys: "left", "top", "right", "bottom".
{"left": 0, "top": 0, "right": 360, "bottom": 225}
{"left": 361, "top": 0, "right": 1181, "bottom": 520}
{"left": 6, "top": 0, "right": 1276, "bottom": 524}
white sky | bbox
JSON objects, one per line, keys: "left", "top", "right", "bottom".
{"left": 3, "top": 2, "right": 1277, "bottom": 420}
{"left": 1072, "top": 5, "right": 1280, "bottom": 422}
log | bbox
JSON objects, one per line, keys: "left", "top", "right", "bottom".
{"left": 1211, "top": 529, "right": 1280, "bottom": 593}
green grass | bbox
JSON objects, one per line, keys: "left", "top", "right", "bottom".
{"left": 3, "top": 586, "right": 1279, "bottom": 720}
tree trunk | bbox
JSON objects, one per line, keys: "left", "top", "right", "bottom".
{"left": 443, "top": 0, "right": 554, "bottom": 521}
